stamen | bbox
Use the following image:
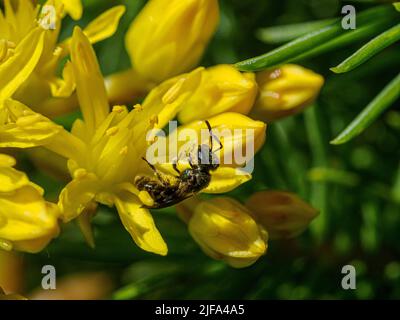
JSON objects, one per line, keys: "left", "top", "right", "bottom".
{"left": 162, "top": 78, "right": 185, "bottom": 104}
{"left": 112, "top": 105, "right": 126, "bottom": 113}
{"left": 106, "top": 126, "right": 119, "bottom": 136}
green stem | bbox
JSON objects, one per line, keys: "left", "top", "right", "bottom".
{"left": 304, "top": 106, "right": 329, "bottom": 241}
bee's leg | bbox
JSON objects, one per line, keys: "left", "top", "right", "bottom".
{"left": 205, "top": 120, "right": 223, "bottom": 152}
{"left": 188, "top": 154, "right": 194, "bottom": 169}
{"left": 142, "top": 157, "right": 168, "bottom": 184}
{"left": 172, "top": 158, "right": 181, "bottom": 175}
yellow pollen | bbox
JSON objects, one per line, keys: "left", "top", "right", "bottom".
{"left": 112, "top": 105, "right": 126, "bottom": 113}
{"left": 133, "top": 104, "right": 143, "bottom": 111}
{"left": 106, "top": 126, "right": 119, "bottom": 136}
{"left": 149, "top": 115, "right": 158, "bottom": 127}
{"left": 53, "top": 46, "right": 63, "bottom": 57}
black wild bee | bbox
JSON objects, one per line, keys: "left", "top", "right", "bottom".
{"left": 134, "top": 120, "right": 223, "bottom": 209}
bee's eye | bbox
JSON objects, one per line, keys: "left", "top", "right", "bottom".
{"left": 182, "top": 170, "right": 191, "bottom": 179}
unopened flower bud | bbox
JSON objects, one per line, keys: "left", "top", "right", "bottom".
{"left": 178, "top": 65, "right": 258, "bottom": 123}
{"left": 188, "top": 197, "right": 268, "bottom": 268}
{"left": 0, "top": 154, "right": 60, "bottom": 253}
{"left": 245, "top": 191, "right": 319, "bottom": 239}
{"left": 125, "top": 0, "right": 219, "bottom": 83}
{"left": 252, "top": 64, "right": 324, "bottom": 121}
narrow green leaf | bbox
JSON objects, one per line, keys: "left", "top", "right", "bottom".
{"left": 394, "top": 2, "right": 400, "bottom": 12}
{"left": 235, "top": 5, "right": 395, "bottom": 71}
{"left": 331, "top": 72, "right": 400, "bottom": 145}
{"left": 288, "top": 18, "right": 395, "bottom": 63}
{"left": 331, "top": 23, "right": 400, "bottom": 73}
{"left": 257, "top": 19, "right": 335, "bottom": 44}
{"left": 304, "top": 106, "right": 329, "bottom": 241}
{"left": 237, "top": 23, "right": 342, "bottom": 71}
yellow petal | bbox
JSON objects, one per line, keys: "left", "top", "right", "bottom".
{"left": 114, "top": 191, "right": 167, "bottom": 256}
{"left": 70, "top": 27, "right": 109, "bottom": 134}
{"left": 83, "top": 6, "right": 126, "bottom": 44}
{"left": 0, "top": 99, "right": 63, "bottom": 148}
{"left": 77, "top": 201, "right": 98, "bottom": 248}
{"left": 0, "top": 28, "right": 44, "bottom": 103}
{"left": 58, "top": 0, "right": 83, "bottom": 20}
{"left": 0, "top": 186, "right": 60, "bottom": 253}
{"left": 203, "top": 167, "right": 252, "bottom": 193}
{"left": 0, "top": 154, "right": 15, "bottom": 167}
{"left": 130, "top": 68, "right": 203, "bottom": 155}
{"left": 48, "top": 61, "right": 76, "bottom": 98}
{"left": 0, "top": 162, "right": 31, "bottom": 193}
{"left": 140, "top": 67, "right": 203, "bottom": 130}
{"left": 58, "top": 172, "right": 101, "bottom": 222}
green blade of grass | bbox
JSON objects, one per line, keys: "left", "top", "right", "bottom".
{"left": 235, "top": 5, "right": 395, "bottom": 71}
{"left": 394, "top": 2, "right": 400, "bottom": 12}
{"left": 288, "top": 18, "right": 395, "bottom": 63}
{"left": 257, "top": 19, "right": 335, "bottom": 44}
{"left": 331, "top": 72, "right": 400, "bottom": 145}
{"left": 304, "top": 106, "right": 329, "bottom": 241}
{"left": 331, "top": 23, "right": 400, "bottom": 73}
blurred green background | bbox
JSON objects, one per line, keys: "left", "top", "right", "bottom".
{"left": 23, "top": 0, "right": 400, "bottom": 299}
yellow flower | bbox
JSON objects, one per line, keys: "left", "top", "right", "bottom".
{"left": 182, "top": 197, "right": 268, "bottom": 268}
{"left": 177, "top": 65, "right": 258, "bottom": 124}
{"left": 125, "top": 0, "right": 219, "bottom": 83}
{"left": 0, "top": 154, "right": 60, "bottom": 253}
{"left": 245, "top": 190, "right": 319, "bottom": 239}
{"left": 0, "top": 27, "right": 63, "bottom": 148}
{"left": 251, "top": 64, "right": 324, "bottom": 122}
{"left": 28, "top": 27, "right": 263, "bottom": 256}
{"left": 1, "top": 0, "right": 125, "bottom": 117}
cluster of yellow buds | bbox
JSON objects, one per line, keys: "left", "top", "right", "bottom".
{"left": 109, "top": 0, "right": 324, "bottom": 123}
